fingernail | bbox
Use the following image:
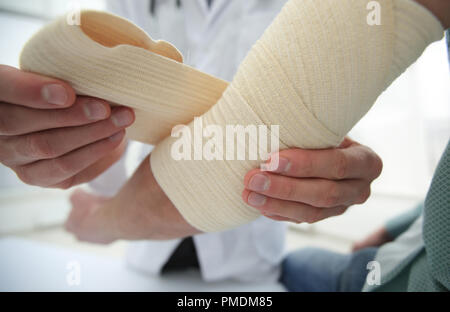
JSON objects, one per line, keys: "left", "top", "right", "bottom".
{"left": 41, "top": 84, "right": 69, "bottom": 106}
{"left": 112, "top": 109, "right": 133, "bottom": 127}
{"left": 84, "top": 100, "right": 108, "bottom": 120}
{"left": 248, "top": 192, "right": 267, "bottom": 207}
{"left": 41, "top": 84, "right": 68, "bottom": 106}
{"left": 267, "top": 156, "right": 291, "bottom": 173}
{"left": 248, "top": 173, "right": 270, "bottom": 192}
{"left": 109, "top": 131, "right": 125, "bottom": 142}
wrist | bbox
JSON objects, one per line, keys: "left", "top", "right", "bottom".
{"left": 113, "top": 154, "right": 201, "bottom": 240}
{"left": 144, "top": 154, "right": 202, "bottom": 238}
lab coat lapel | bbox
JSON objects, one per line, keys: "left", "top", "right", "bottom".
{"left": 195, "top": 0, "right": 230, "bottom": 25}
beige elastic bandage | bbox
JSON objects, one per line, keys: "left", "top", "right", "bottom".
{"left": 20, "top": 0, "right": 444, "bottom": 232}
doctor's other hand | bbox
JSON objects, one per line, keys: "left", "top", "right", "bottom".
{"left": 242, "top": 138, "right": 383, "bottom": 224}
{"left": 0, "top": 65, "right": 135, "bottom": 189}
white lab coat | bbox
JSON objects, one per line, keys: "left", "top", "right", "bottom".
{"left": 89, "top": 0, "right": 288, "bottom": 282}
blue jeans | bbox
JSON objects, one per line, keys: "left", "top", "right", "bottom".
{"left": 281, "top": 247, "right": 378, "bottom": 292}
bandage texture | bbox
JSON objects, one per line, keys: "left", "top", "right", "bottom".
{"left": 20, "top": 11, "right": 228, "bottom": 144}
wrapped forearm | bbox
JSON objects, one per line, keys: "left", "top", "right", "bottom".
{"left": 150, "top": 0, "right": 444, "bottom": 232}
{"left": 20, "top": 0, "right": 444, "bottom": 233}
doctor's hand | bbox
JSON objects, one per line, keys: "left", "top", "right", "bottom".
{"left": 242, "top": 138, "right": 382, "bottom": 224}
{"left": 0, "top": 65, "right": 134, "bottom": 189}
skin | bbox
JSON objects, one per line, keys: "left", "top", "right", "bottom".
{"left": 65, "top": 155, "right": 200, "bottom": 243}
{"left": 352, "top": 227, "right": 393, "bottom": 252}
{"left": 0, "top": 65, "right": 135, "bottom": 189}
{"left": 242, "top": 138, "right": 382, "bottom": 224}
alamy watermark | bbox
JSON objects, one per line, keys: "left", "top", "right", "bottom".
{"left": 367, "top": 1, "right": 382, "bottom": 26}
{"left": 366, "top": 261, "right": 381, "bottom": 286}
{"left": 170, "top": 117, "right": 280, "bottom": 171}
{"left": 66, "top": 1, "right": 81, "bottom": 26}
{"left": 66, "top": 260, "right": 81, "bottom": 287}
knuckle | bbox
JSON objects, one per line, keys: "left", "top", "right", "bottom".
{"left": 282, "top": 181, "right": 297, "bottom": 200}
{"left": 51, "top": 158, "right": 73, "bottom": 177}
{"left": 361, "top": 148, "right": 383, "bottom": 180}
{"left": 322, "top": 182, "right": 341, "bottom": 207}
{"left": 26, "top": 134, "right": 55, "bottom": 159}
{"left": 357, "top": 187, "right": 371, "bottom": 204}
{"left": 371, "top": 153, "right": 383, "bottom": 179}
{"left": 334, "top": 151, "right": 348, "bottom": 179}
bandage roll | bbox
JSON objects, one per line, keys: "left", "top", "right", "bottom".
{"left": 19, "top": 11, "right": 228, "bottom": 144}
{"left": 150, "top": 0, "right": 444, "bottom": 232}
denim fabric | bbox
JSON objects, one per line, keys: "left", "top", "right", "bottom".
{"left": 281, "top": 247, "right": 378, "bottom": 292}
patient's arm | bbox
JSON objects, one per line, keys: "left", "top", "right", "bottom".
{"left": 65, "top": 154, "right": 200, "bottom": 243}
{"left": 65, "top": 138, "right": 380, "bottom": 243}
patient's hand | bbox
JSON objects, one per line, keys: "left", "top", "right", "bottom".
{"left": 242, "top": 138, "right": 382, "bottom": 224}
{"left": 352, "top": 226, "right": 393, "bottom": 252}
{"left": 65, "top": 189, "right": 116, "bottom": 244}
{"left": 65, "top": 154, "right": 200, "bottom": 244}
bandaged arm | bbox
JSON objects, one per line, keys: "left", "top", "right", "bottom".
{"left": 150, "top": 0, "right": 445, "bottom": 232}
{"left": 19, "top": 0, "right": 446, "bottom": 233}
